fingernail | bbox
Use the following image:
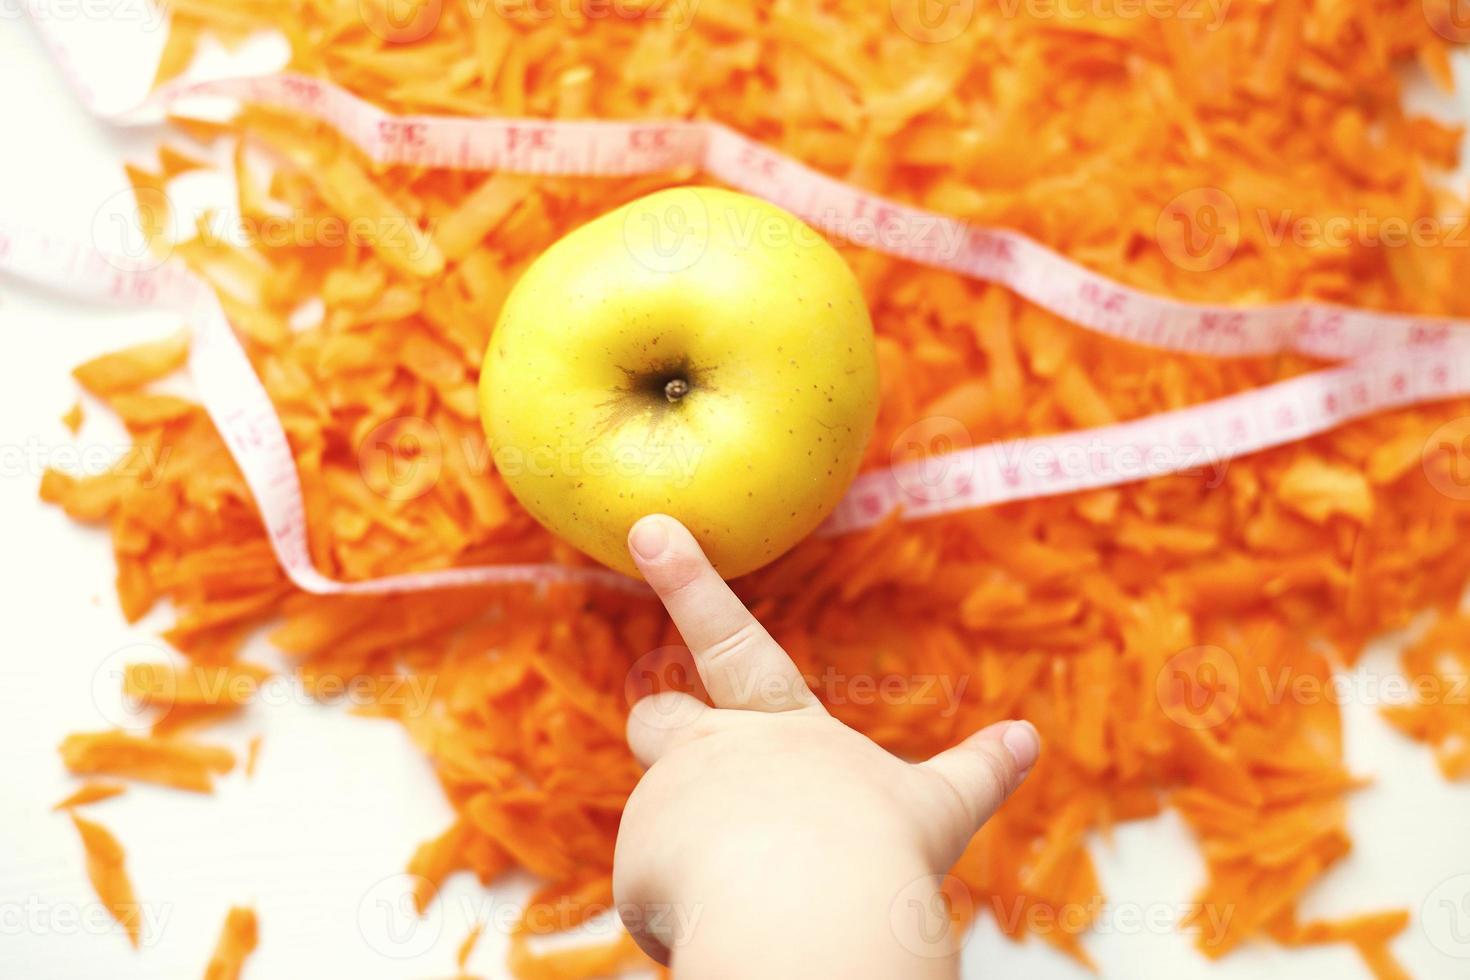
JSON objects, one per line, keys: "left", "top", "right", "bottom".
{"left": 1001, "top": 721, "right": 1040, "bottom": 772}
{"left": 629, "top": 516, "right": 670, "bottom": 561}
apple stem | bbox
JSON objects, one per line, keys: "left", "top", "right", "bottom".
{"left": 664, "top": 378, "right": 690, "bottom": 402}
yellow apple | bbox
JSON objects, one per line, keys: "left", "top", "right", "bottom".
{"left": 478, "top": 186, "right": 879, "bottom": 579}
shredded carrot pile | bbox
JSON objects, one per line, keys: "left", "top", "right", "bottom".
{"left": 42, "top": 1, "right": 1470, "bottom": 977}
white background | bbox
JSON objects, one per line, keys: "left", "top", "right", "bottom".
{"left": 2, "top": 9, "right": 1470, "bottom": 979}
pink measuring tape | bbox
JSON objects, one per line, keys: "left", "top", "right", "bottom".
{"left": 50, "top": 68, "right": 1470, "bottom": 363}
{"left": 7, "top": 6, "right": 1470, "bottom": 595}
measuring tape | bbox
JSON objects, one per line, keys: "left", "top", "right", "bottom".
{"left": 37, "top": 66, "right": 1470, "bottom": 362}
{"left": 7, "top": 6, "right": 1470, "bottom": 593}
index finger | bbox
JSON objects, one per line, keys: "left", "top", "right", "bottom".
{"left": 627, "top": 514, "right": 823, "bottom": 714}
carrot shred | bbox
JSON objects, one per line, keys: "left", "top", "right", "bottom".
{"left": 71, "top": 331, "right": 190, "bottom": 395}
{"left": 1354, "top": 937, "right": 1413, "bottom": 980}
{"left": 70, "top": 813, "right": 142, "bottom": 947}
{"left": 457, "top": 921, "right": 484, "bottom": 970}
{"left": 122, "top": 661, "right": 271, "bottom": 707}
{"left": 61, "top": 400, "right": 84, "bottom": 433}
{"left": 53, "top": 781, "right": 127, "bottom": 810}
{"left": 244, "top": 735, "right": 263, "bottom": 778}
{"left": 203, "top": 906, "right": 258, "bottom": 980}
{"left": 1288, "top": 909, "right": 1409, "bottom": 946}
{"left": 59, "top": 731, "right": 235, "bottom": 793}
{"left": 406, "top": 819, "right": 469, "bottom": 913}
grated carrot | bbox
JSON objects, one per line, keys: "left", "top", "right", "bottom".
{"left": 406, "top": 819, "right": 470, "bottom": 914}
{"left": 123, "top": 661, "right": 272, "bottom": 707}
{"left": 1355, "top": 938, "right": 1414, "bottom": 980}
{"left": 71, "top": 331, "right": 190, "bottom": 396}
{"left": 509, "top": 878, "right": 649, "bottom": 979}
{"left": 1381, "top": 613, "right": 1470, "bottom": 778}
{"left": 60, "top": 730, "right": 235, "bottom": 793}
{"left": 70, "top": 813, "right": 142, "bottom": 947}
{"left": 53, "top": 781, "right": 127, "bottom": 810}
{"left": 61, "top": 400, "right": 84, "bottom": 433}
{"left": 40, "top": 2, "right": 1470, "bottom": 977}
{"left": 1287, "top": 909, "right": 1410, "bottom": 946}
{"left": 204, "top": 906, "right": 258, "bottom": 980}
{"left": 457, "top": 920, "right": 483, "bottom": 971}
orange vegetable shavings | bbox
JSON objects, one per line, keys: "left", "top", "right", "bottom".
{"left": 406, "top": 819, "right": 470, "bottom": 914}
{"left": 60, "top": 731, "right": 235, "bottom": 793}
{"left": 133, "top": 658, "right": 271, "bottom": 735}
{"left": 70, "top": 813, "right": 142, "bottom": 947}
{"left": 53, "top": 781, "right": 127, "bottom": 810}
{"left": 507, "top": 929, "right": 646, "bottom": 980}
{"left": 40, "top": 1, "right": 1470, "bottom": 977}
{"left": 1277, "top": 456, "right": 1376, "bottom": 525}
{"left": 204, "top": 906, "right": 258, "bottom": 980}
{"left": 1287, "top": 909, "right": 1417, "bottom": 980}
{"left": 1356, "top": 941, "right": 1414, "bottom": 980}
{"left": 457, "top": 921, "right": 484, "bottom": 971}
{"left": 1381, "top": 613, "right": 1470, "bottom": 778}
{"left": 62, "top": 400, "right": 84, "bottom": 433}
{"left": 123, "top": 661, "right": 272, "bottom": 707}
{"left": 71, "top": 330, "right": 189, "bottom": 395}
{"left": 508, "top": 878, "right": 650, "bottom": 980}
{"left": 1301, "top": 908, "right": 1407, "bottom": 936}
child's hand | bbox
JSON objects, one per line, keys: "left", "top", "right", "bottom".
{"left": 613, "top": 515, "right": 1040, "bottom": 978}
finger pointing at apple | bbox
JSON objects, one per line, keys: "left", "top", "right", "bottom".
{"left": 628, "top": 514, "right": 825, "bottom": 715}
{"left": 615, "top": 513, "right": 1041, "bottom": 975}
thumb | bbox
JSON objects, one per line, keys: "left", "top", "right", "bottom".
{"left": 625, "top": 691, "right": 711, "bottom": 768}
{"left": 920, "top": 720, "right": 1039, "bottom": 840}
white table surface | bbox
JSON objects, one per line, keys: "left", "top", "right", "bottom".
{"left": 2, "top": 13, "right": 1469, "bottom": 979}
